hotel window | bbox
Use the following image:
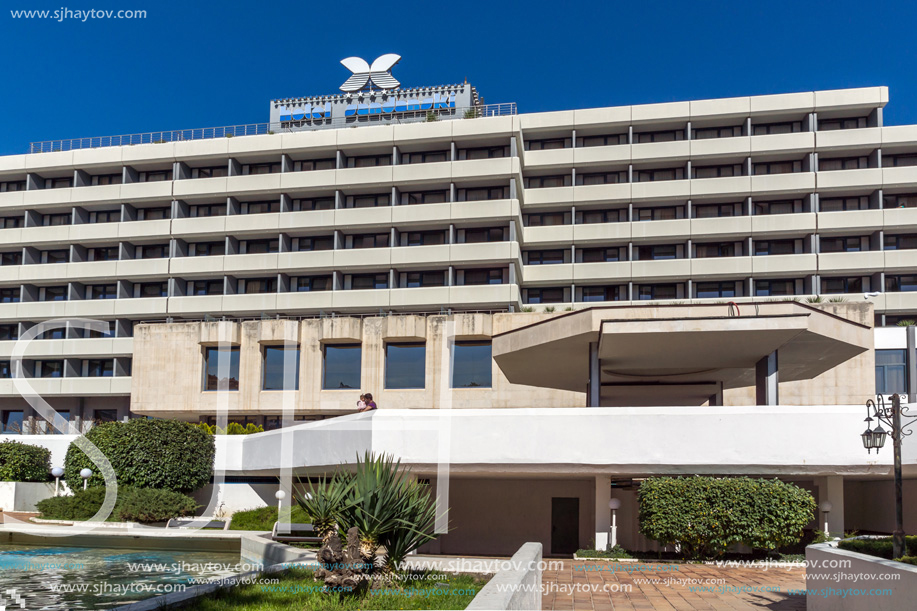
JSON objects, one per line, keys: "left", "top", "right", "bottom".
{"left": 47, "top": 177, "right": 73, "bottom": 189}
{"left": 87, "top": 284, "right": 117, "bottom": 300}
{"left": 634, "top": 129, "right": 685, "bottom": 143}
{"left": 137, "top": 282, "right": 168, "bottom": 298}
{"left": 138, "top": 170, "right": 173, "bottom": 182}
{"left": 350, "top": 233, "right": 390, "bottom": 249}
{"left": 1, "top": 252, "right": 22, "bottom": 266}
{"left": 460, "top": 146, "right": 509, "bottom": 160}
{"left": 581, "top": 247, "right": 622, "bottom": 263}
{"left": 401, "top": 150, "right": 449, "bottom": 164}
{"left": 755, "top": 279, "right": 797, "bottom": 297}
{"left": 294, "top": 236, "right": 334, "bottom": 251}
{"left": 526, "top": 250, "right": 566, "bottom": 265}
{"left": 243, "top": 162, "right": 281, "bottom": 175}
{"left": 886, "top": 275, "right": 917, "bottom": 292}
{"left": 753, "top": 160, "right": 803, "bottom": 175}
{"left": 262, "top": 346, "right": 300, "bottom": 391}
{"left": 405, "top": 231, "right": 446, "bottom": 247}
{"left": 693, "top": 164, "right": 742, "bottom": 179}
{"left": 876, "top": 350, "right": 907, "bottom": 395}
{"left": 0, "top": 288, "right": 20, "bottom": 303}
{"left": 191, "top": 165, "right": 228, "bottom": 178}
{"left": 89, "top": 209, "right": 120, "bottom": 223}
{"left": 525, "top": 175, "right": 571, "bottom": 188}
{"left": 692, "top": 125, "right": 743, "bottom": 139}
{"left": 137, "top": 244, "right": 169, "bottom": 259}
{"left": 820, "top": 237, "right": 864, "bottom": 253}
{"left": 458, "top": 186, "right": 508, "bottom": 201}
{"left": 190, "top": 203, "right": 227, "bottom": 217}
{"left": 242, "top": 201, "right": 280, "bottom": 215}
{"left": 293, "top": 158, "right": 336, "bottom": 172}
{"left": 42, "top": 213, "right": 71, "bottom": 226}
{"left": 695, "top": 243, "right": 736, "bottom": 258}
{"left": 883, "top": 194, "right": 917, "bottom": 209}
{"left": 819, "top": 117, "right": 867, "bottom": 131}
{"left": 696, "top": 282, "right": 737, "bottom": 299}
{"left": 577, "top": 171, "right": 627, "bottom": 185}
{"left": 819, "top": 157, "right": 868, "bottom": 171}
{"left": 38, "top": 361, "right": 63, "bottom": 378}
{"left": 242, "top": 239, "right": 279, "bottom": 254}
{"left": 405, "top": 190, "right": 449, "bottom": 205}
{"left": 294, "top": 276, "right": 332, "bottom": 292}
{"left": 0, "top": 181, "right": 26, "bottom": 192}
{"left": 138, "top": 206, "right": 169, "bottom": 221}
{"left": 94, "top": 409, "right": 118, "bottom": 422}
{"left": 0, "top": 216, "right": 22, "bottom": 228}
{"left": 822, "top": 277, "right": 863, "bottom": 294}
{"left": 752, "top": 121, "right": 803, "bottom": 135}
{"left": 403, "top": 271, "right": 446, "bottom": 288}
{"left": 821, "top": 196, "right": 869, "bottom": 212}
{"left": 524, "top": 212, "right": 569, "bottom": 226}
{"left": 40, "top": 286, "right": 67, "bottom": 302}
{"left": 462, "top": 227, "right": 507, "bottom": 243}
{"left": 351, "top": 274, "right": 389, "bottom": 290}
{"left": 755, "top": 240, "right": 795, "bottom": 256}
{"left": 638, "top": 284, "right": 678, "bottom": 300}
{"left": 86, "top": 359, "right": 114, "bottom": 377}
{"left": 462, "top": 268, "right": 504, "bottom": 285}
{"left": 293, "top": 197, "right": 335, "bottom": 211}
{"left": 884, "top": 154, "right": 917, "bottom": 168}
{"left": 526, "top": 138, "right": 570, "bottom": 151}
{"left": 452, "top": 341, "right": 492, "bottom": 388}
{"left": 91, "top": 173, "right": 122, "bottom": 186}
{"left": 581, "top": 286, "right": 621, "bottom": 302}
{"left": 347, "top": 154, "right": 392, "bottom": 168}
{"left": 526, "top": 287, "right": 565, "bottom": 304}
{"left": 322, "top": 344, "right": 361, "bottom": 390}
{"left": 385, "top": 343, "right": 426, "bottom": 389}
{"left": 580, "top": 209, "right": 626, "bottom": 224}
{"left": 39, "top": 328, "right": 65, "bottom": 340}
{"left": 884, "top": 235, "right": 917, "bottom": 251}
{"left": 754, "top": 200, "right": 798, "bottom": 215}
{"left": 636, "top": 245, "right": 677, "bottom": 260}
{"left": 694, "top": 203, "right": 739, "bottom": 218}
{"left": 241, "top": 278, "right": 277, "bottom": 294}
{"left": 636, "top": 207, "right": 678, "bottom": 221}
{"left": 2, "top": 410, "right": 23, "bottom": 434}
{"left": 348, "top": 193, "right": 391, "bottom": 208}
{"left": 41, "top": 250, "right": 68, "bottom": 264}
{"left": 191, "top": 242, "right": 226, "bottom": 257}
{"left": 578, "top": 134, "right": 628, "bottom": 147}
{"left": 634, "top": 167, "right": 684, "bottom": 182}
{"left": 203, "top": 346, "right": 240, "bottom": 391}
{"left": 190, "top": 280, "right": 223, "bottom": 296}
{"left": 0, "top": 325, "right": 18, "bottom": 340}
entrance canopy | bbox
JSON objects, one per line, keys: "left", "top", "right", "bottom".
{"left": 492, "top": 302, "right": 872, "bottom": 404}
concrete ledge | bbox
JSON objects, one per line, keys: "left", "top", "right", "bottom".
{"left": 806, "top": 542, "right": 917, "bottom": 610}
{"left": 466, "top": 542, "right": 542, "bottom": 610}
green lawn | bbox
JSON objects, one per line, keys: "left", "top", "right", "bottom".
{"left": 184, "top": 568, "right": 487, "bottom": 610}
{"left": 228, "top": 506, "right": 311, "bottom": 531}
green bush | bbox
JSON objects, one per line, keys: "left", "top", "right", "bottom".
{"left": 37, "top": 486, "right": 198, "bottom": 523}
{"left": 837, "top": 536, "right": 917, "bottom": 559}
{"left": 638, "top": 476, "right": 816, "bottom": 559}
{"left": 37, "top": 487, "right": 110, "bottom": 521}
{"left": 0, "top": 439, "right": 51, "bottom": 482}
{"left": 193, "top": 422, "right": 264, "bottom": 435}
{"left": 64, "top": 419, "right": 214, "bottom": 493}
{"left": 897, "top": 556, "right": 917, "bottom": 566}
{"left": 228, "top": 505, "right": 310, "bottom": 531}
{"left": 575, "top": 545, "right": 634, "bottom": 559}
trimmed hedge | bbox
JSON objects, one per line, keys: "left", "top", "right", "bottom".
{"left": 0, "top": 439, "right": 51, "bottom": 482}
{"left": 36, "top": 486, "right": 198, "bottom": 523}
{"left": 639, "top": 476, "right": 816, "bottom": 559}
{"left": 194, "top": 422, "right": 264, "bottom": 435}
{"left": 837, "top": 536, "right": 917, "bottom": 560}
{"left": 64, "top": 419, "right": 214, "bottom": 493}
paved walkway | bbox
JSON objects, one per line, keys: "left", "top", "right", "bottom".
{"left": 542, "top": 560, "right": 806, "bottom": 610}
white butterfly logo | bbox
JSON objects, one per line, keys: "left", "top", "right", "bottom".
{"left": 340, "top": 54, "right": 402, "bottom": 92}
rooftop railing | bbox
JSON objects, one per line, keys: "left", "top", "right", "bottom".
{"left": 27, "top": 103, "right": 517, "bottom": 154}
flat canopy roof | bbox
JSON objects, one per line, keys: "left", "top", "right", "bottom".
{"left": 492, "top": 302, "right": 873, "bottom": 394}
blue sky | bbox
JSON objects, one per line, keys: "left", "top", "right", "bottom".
{"left": 1, "top": 0, "right": 915, "bottom": 155}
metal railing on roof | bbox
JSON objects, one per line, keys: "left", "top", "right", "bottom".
{"left": 27, "top": 103, "right": 517, "bottom": 154}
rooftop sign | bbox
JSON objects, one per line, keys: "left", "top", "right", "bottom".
{"left": 339, "top": 54, "right": 401, "bottom": 92}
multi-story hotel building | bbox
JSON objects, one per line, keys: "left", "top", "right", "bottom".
{"left": 2, "top": 72, "right": 916, "bottom": 555}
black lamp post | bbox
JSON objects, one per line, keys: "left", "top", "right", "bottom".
{"left": 862, "top": 393, "right": 916, "bottom": 559}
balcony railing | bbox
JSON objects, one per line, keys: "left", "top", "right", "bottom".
{"left": 27, "top": 103, "right": 518, "bottom": 154}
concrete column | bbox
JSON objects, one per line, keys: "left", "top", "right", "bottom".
{"left": 907, "top": 325, "right": 916, "bottom": 404}
{"left": 588, "top": 341, "right": 600, "bottom": 407}
{"left": 818, "top": 475, "right": 845, "bottom": 535}
{"left": 755, "top": 351, "right": 778, "bottom": 405}
{"left": 594, "top": 475, "right": 611, "bottom": 551}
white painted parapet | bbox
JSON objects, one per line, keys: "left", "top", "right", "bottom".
{"left": 806, "top": 543, "right": 917, "bottom": 611}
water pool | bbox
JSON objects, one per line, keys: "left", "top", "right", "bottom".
{"left": 0, "top": 544, "right": 242, "bottom": 609}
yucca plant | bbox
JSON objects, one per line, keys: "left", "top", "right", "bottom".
{"left": 294, "top": 474, "right": 353, "bottom": 545}
{"left": 381, "top": 479, "right": 440, "bottom": 572}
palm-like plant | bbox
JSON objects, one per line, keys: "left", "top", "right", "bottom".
{"left": 381, "top": 478, "right": 440, "bottom": 572}
{"left": 294, "top": 474, "right": 353, "bottom": 545}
